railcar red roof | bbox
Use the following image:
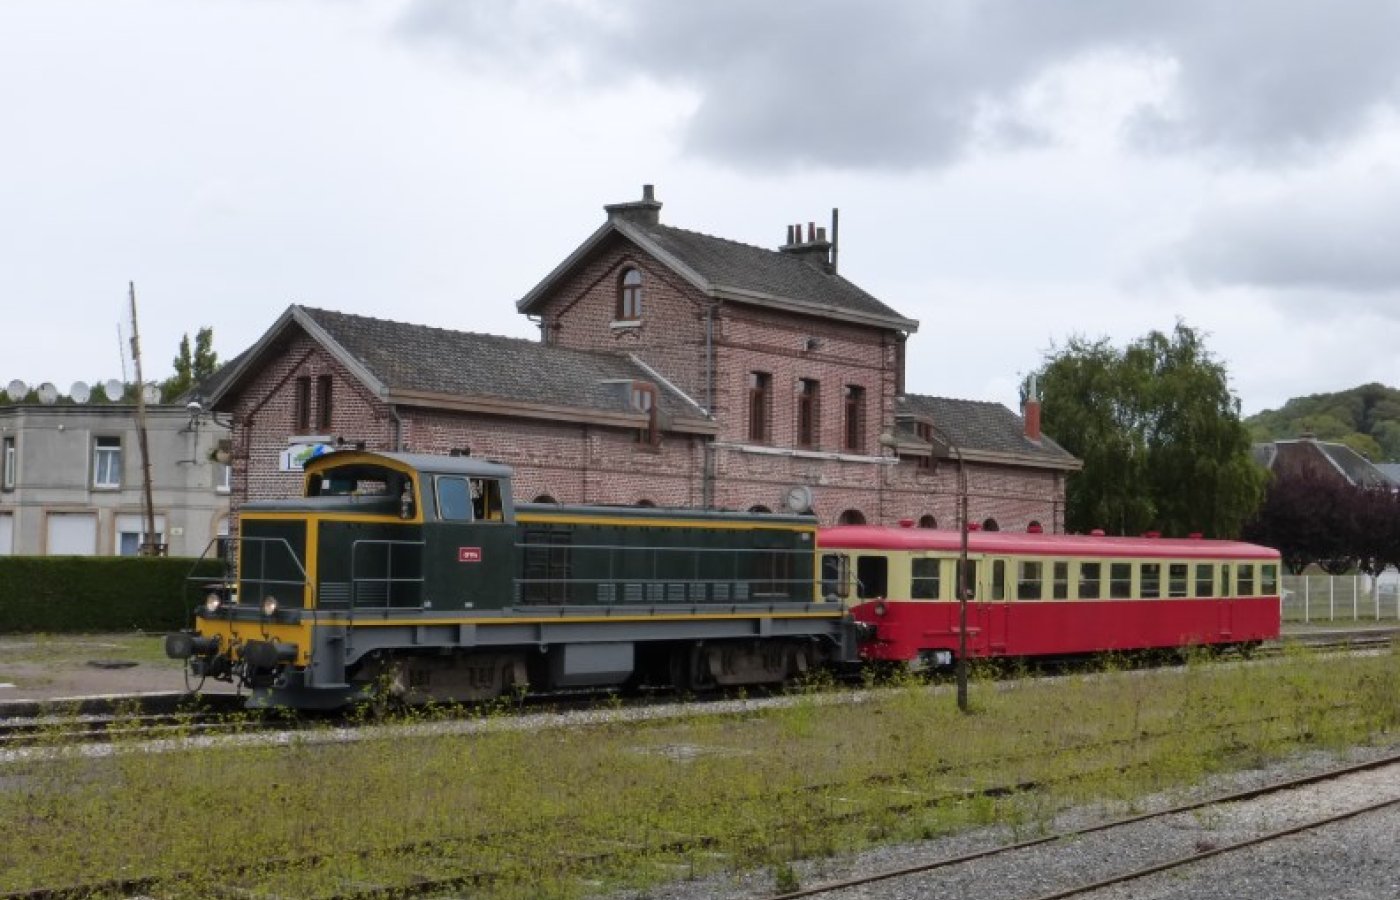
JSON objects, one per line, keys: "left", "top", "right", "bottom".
{"left": 818, "top": 525, "right": 1280, "bottom": 560}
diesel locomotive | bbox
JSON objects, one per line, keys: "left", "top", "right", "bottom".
{"left": 166, "top": 450, "right": 856, "bottom": 708}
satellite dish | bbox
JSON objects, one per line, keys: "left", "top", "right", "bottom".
{"left": 104, "top": 379, "right": 124, "bottom": 402}
{"left": 37, "top": 383, "right": 58, "bottom": 405}
{"left": 142, "top": 383, "right": 162, "bottom": 405}
{"left": 70, "top": 381, "right": 91, "bottom": 404}
{"left": 4, "top": 380, "right": 26, "bottom": 402}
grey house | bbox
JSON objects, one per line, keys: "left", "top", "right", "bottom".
{"left": 0, "top": 402, "right": 231, "bottom": 557}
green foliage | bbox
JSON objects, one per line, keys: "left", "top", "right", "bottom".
{"left": 1246, "top": 382, "right": 1400, "bottom": 462}
{"left": 1036, "top": 322, "right": 1266, "bottom": 537}
{"left": 0, "top": 557, "right": 221, "bottom": 632}
{"left": 160, "top": 326, "right": 219, "bottom": 400}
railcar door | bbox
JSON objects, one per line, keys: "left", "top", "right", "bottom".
{"left": 980, "top": 557, "right": 1010, "bottom": 655}
{"left": 423, "top": 474, "right": 516, "bottom": 611}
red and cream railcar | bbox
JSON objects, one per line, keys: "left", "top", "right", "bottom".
{"left": 818, "top": 525, "right": 1281, "bottom": 667}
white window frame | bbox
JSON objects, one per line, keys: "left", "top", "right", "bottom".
{"left": 216, "top": 463, "right": 232, "bottom": 493}
{"left": 115, "top": 514, "right": 166, "bottom": 557}
{"left": 1, "top": 435, "right": 14, "bottom": 489}
{"left": 93, "top": 437, "right": 122, "bottom": 489}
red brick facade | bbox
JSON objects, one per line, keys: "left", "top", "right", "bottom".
{"left": 221, "top": 194, "right": 1073, "bottom": 532}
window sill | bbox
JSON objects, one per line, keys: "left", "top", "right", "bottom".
{"left": 92, "top": 484, "right": 121, "bottom": 491}
{"left": 610, "top": 320, "right": 642, "bottom": 331}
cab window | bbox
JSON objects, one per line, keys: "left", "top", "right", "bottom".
{"left": 436, "top": 476, "right": 473, "bottom": 521}
{"left": 1238, "top": 563, "right": 1255, "bottom": 596}
{"left": 1261, "top": 564, "right": 1278, "bottom": 595}
{"left": 471, "top": 478, "right": 504, "bottom": 520}
{"left": 821, "top": 554, "right": 850, "bottom": 600}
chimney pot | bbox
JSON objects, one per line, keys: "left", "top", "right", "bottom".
{"left": 642, "top": 184, "right": 654, "bottom": 201}
{"left": 807, "top": 221, "right": 816, "bottom": 242}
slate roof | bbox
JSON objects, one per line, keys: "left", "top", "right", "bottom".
{"left": 896, "top": 394, "right": 1079, "bottom": 469}
{"left": 635, "top": 223, "right": 913, "bottom": 326}
{"left": 1255, "top": 439, "right": 1395, "bottom": 489}
{"left": 210, "top": 306, "right": 709, "bottom": 427}
{"left": 518, "top": 203, "right": 918, "bottom": 332}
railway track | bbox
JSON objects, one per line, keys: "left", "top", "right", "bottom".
{"left": 755, "top": 753, "right": 1400, "bottom": 900}
{"left": 0, "top": 697, "right": 1380, "bottom": 900}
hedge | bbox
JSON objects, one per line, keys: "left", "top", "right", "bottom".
{"left": 0, "top": 557, "right": 224, "bottom": 633}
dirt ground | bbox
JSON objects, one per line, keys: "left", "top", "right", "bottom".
{"left": 0, "top": 633, "right": 234, "bottom": 702}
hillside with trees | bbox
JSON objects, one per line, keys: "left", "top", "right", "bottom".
{"left": 1245, "top": 383, "right": 1400, "bottom": 462}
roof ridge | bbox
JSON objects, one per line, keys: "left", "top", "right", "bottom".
{"left": 902, "top": 392, "right": 1008, "bottom": 408}
{"left": 301, "top": 305, "right": 651, "bottom": 364}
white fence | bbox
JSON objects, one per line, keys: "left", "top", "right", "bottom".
{"left": 1281, "top": 573, "right": 1400, "bottom": 623}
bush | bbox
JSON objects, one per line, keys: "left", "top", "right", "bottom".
{"left": 0, "top": 557, "right": 223, "bottom": 633}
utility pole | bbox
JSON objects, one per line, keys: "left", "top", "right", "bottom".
{"left": 956, "top": 447, "right": 970, "bottom": 713}
{"left": 129, "top": 282, "right": 162, "bottom": 556}
{"left": 927, "top": 419, "right": 973, "bottom": 713}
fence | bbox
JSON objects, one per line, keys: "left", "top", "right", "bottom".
{"left": 1281, "top": 573, "right": 1400, "bottom": 623}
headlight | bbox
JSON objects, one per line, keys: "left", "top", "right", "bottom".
{"left": 873, "top": 601, "right": 888, "bottom": 617}
{"left": 203, "top": 593, "right": 222, "bottom": 614}
{"left": 261, "top": 595, "right": 279, "bottom": 617}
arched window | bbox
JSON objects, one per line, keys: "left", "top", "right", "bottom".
{"left": 918, "top": 514, "right": 937, "bottom": 529}
{"left": 617, "top": 268, "right": 643, "bottom": 320}
{"left": 748, "top": 504, "right": 772, "bottom": 513}
{"left": 838, "top": 509, "right": 866, "bottom": 525}
{"left": 982, "top": 518, "right": 1000, "bottom": 532}
{"left": 635, "top": 498, "right": 656, "bottom": 508}
{"left": 1027, "top": 520, "right": 1043, "bottom": 533}
{"left": 533, "top": 494, "right": 557, "bottom": 504}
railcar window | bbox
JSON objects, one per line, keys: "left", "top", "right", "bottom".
{"left": 1078, "top": 562, "right": 1101, "bottom": 599}
{"left": 911, "top": 558, "right": 941, "bottom": 599}
{"left": 1053, "top": 561, "right": 1069, "bottom": 599}
{"left": 1169, "top": 563, "right": 1189, "bottom": 598}
{"left": 436, "top": 477, "right": 473, "bottom": 521}
{"left": 821, "top": 554, "right": 850, "bottom": 600}
{"left": 1238, "top": 563, "right": 1255, "bottom": 596}
{"left": 991, "top": 560, "right": 1006, "bottom": 601}
{"left": 1141, "top": 563, "right": 1161, "bottom": 599}
{"left": 1017, "top": 561, "right": 1042, "bottom": 600}
{"left": 1109, "top": 562, "right": 1132, "bottom": 599}
{"left": 1221, "top": 564, "right": 1232, "bottom": 597}
{"left": 1195, "top": 564, "right": 1215, "bottom": 597}
{"left": 1262, "top": 564, "right": 1278, "bottom": 594}
{"left": 856, "top": 555, "right": 888, "bottom": 599}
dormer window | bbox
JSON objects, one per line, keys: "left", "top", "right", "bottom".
{"left": 617, "top": 268, "right": 643, "bottom": 321}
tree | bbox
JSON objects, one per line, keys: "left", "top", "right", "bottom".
{"left": 1036, "top": 322, "right": 1266, "bottom": 538}
{"left": 161, "top": 327, "right": 219, "bottom": 400}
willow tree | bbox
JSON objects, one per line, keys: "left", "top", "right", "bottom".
{"left": 1036, "top": 322, "right": 1266, "bottom": 538}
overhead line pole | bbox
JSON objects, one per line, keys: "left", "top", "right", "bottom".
{"left": 129, "top": 282, "right": 161, "bottom": 556}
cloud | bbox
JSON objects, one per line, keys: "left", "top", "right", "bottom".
{"left": 1174, "top": 174, "right": 1400, "bottom": 296}
{"left": 395, "top": 0, "right": 1400, "bottom": 171}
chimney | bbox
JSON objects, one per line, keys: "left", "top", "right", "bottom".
{"left": 605, "top": 184, "right": 663, "bottom": 227}
{"left": 1023, "top": 374, "right": 1042, "bottom": 444}
{"left": 779, "top": 216, "right": 833, "bottom": 271}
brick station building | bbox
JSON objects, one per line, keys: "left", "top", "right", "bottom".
{"left": 208, "top": 187, "right": 1078, "bottom": 529}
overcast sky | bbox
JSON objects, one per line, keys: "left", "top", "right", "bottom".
{"left": 3, "top": 0, "right": 1399, "bottom": 416}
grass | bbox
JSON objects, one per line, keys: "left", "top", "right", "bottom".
{"left": 2, "top": 642, "right": 1398, "bottom": 898}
